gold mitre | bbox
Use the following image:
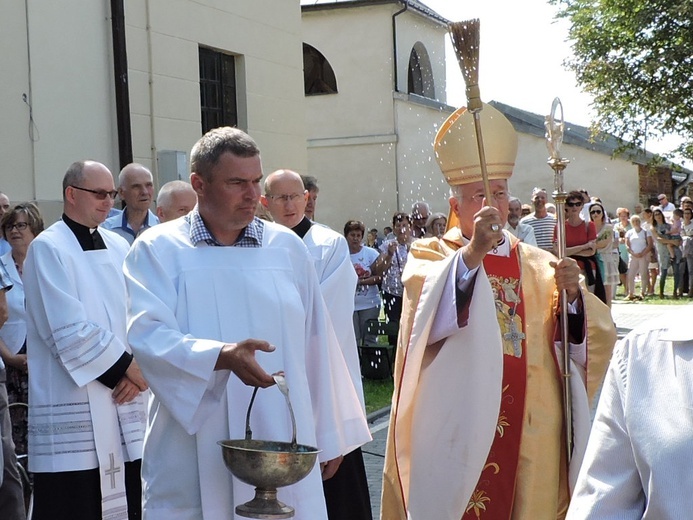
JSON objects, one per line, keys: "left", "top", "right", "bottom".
{"left": 434, "top": 102, "right": 518, "bottom": 185}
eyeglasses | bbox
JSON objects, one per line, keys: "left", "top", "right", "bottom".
{"left": 4, "top": 222, "right": 28, "bottom": 232}
{"left": 268, "top": 193, "right": 303, "bottom": 203}
{"left": 565, "top": 201, "right": 583, "bottom": 207}
{"left": 589, "top": 210, "right": 603, "bottom": 215}
{"left": 70, "top": 185, "right": 118, "bottom": 200}
{"left": 469, "top": 190, "right": 510, "bottom": 204}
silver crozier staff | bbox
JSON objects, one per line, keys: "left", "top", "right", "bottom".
{"left": 545, "top": 97, "right": 574, "bottom": 462}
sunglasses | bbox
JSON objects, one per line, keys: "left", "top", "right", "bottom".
{"left": 565, "top": 201, "right": 583, "bottom": 207}
{"left": 589, "top": 210, "right": 603, "bottom": 215}
{"left": 70, "top": 185, "right": 118, "bottom": 200}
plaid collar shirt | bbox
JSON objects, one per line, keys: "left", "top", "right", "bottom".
{"left": 186, "top": 209, "right": 264, "bottom": 248}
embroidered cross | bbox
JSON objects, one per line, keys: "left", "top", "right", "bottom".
{"left": 503, "top": 315, "right": 525, "bottom": 357}
{"left": 104, "top": 452, "right": 121, "bottom": 490}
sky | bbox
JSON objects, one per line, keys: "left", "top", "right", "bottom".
{"left": 422, "top": 0, "right": 685, "bottom": 162}
{"left": 422, "top": 0, "right": 595, "bottom": 126}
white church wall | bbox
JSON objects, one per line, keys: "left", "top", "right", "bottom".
{"left": 511, "top": 133, "right": 639, "bottom": 216}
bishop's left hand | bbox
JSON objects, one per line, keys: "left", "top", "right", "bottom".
{"left": 550, "top": 257, "right": 581, "bottom": 304}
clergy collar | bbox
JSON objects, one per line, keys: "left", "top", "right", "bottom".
{"left": 62, "top": 213, "right": 106, "bottom": 251}
{"left": 291, "top": 216, "right": 313, "bottom": 239}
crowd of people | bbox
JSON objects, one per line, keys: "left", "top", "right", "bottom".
{"left": 0, "top": 111, "right": 690, "bottom": 520}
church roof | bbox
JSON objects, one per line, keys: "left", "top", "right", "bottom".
{"left": 301, "top": 0, "right": 450, "bottom": 26}
{"left": 490, "top": 100, "right": 691, "bottom": 180}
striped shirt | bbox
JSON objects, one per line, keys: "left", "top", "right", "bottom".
{"left": 520, "top": 214, "right": 556, "bottom": 251}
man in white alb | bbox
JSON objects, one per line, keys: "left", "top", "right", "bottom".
{"left": 262, "top": 169, "right": 372, "bottom": 520}
{"left": 24, "top": 160, "right": 148, "bottom": 520}
{"left": 123, "top": 127, "right": 370, "bottom": 520}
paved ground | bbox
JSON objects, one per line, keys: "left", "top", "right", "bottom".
{"left": 362, "top": 300, "right": 690, "bottom": 518}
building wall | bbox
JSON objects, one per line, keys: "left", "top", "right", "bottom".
{"left": 126, "top": 0, "right": 307, "bottom": 183}
{"left": 302, "top": 6, "right": 398, "bottom": 139}
{"left": 393, "top": 95, "right": 453, "bottom": 219}
{"left": 303, "top": 4, "right": 451, "bottom": 230}
{"left": 1, "top": 1, "right": 119, "bottom": 222}
{"left": 1, "top": 0, "right": 306, "bottom": 224}
{"left": 511, "top": 133, "right": 639, "bottom": 217}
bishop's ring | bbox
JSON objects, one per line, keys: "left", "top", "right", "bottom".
{"left": 491, "top": 224, "right": 500, "bottom": 232}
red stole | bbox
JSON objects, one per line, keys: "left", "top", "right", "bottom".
{"left": 463, "top": 243, "right": 527, "bottom": 520}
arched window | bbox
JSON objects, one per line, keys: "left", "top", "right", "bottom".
{"left": 303, "top": 43, "right": 338, "bottom": 95}
{"left": 408, "top": 42, "right": 434, "bottom": 99}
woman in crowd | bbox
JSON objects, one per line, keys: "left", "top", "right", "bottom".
{"left": 680, "top": 207, "right": 693, "bottom": 297}
{"left": 590, "top": 202, "right": 618, "bottom": 306}
{"left": 640, "top": 208, "right": 658, "bottom": 296}
{"left": 0, "top": 203, "right": 44, "bottom": 455}
{"left": 344, "top": 220, "right": 385, "bottom": 346}
{"left": 555, "top": 190, "right": 605, "bottom": 303}
{"left": 613, "top": 207, "right": 632, "bottom": 295}
{"left": 424, "top": 212, "right": 447, "bottom": 239}
{"left": 379, "top": 212, "right": 413, "bottom": 344}
{"left": 624, "top": 214, "right": 652, "bottom": 301}
{"left": 651, "top": 208, "right": 681, "bottom": 298}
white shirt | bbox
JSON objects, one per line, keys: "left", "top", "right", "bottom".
{"left": 568, "top": 309, "right": 693, "bottom": 519}
{"left": 0, "top": 251, "right": 25, "bottom": 354}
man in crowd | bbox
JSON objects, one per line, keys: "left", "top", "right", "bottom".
{"left": 633, "top": 202, "right": 644, "bottom": 220}
{"left": 103, "top": 163, "right": 159, "bottom": 244}
{"left": 123, "top": 127, "right": 370, "bottom": 519}
{"left": 0, "top": 267, "right": 23, "bottom": 519}
{"left": 381, "top": 103, "right": 616, "bottom": 519}
{"left": 302, "top": 174, "right": 319, "bottom": 221}
{"left": 411, "top": 201, "right": 430, "bottom": 238}
{"left": 262, "top": 168, "right": 372, "bottom": 520}
{"left": 24, "top": 160, "right": 148, "bottom": 520}
{"left": 155, "top": 180, "right": 197, "bottom": 223}
{"left": 658, "top": 193, "right": 676, "bottom": 214}
{"left": 521, "top": 186, "right": 556, "bottom": 251}
{"left": 504, "top": 196, "right": 537, "bottom": 246}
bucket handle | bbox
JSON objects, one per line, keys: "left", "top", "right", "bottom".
{"left": 243, "top": 374, "right": 298, "bottom": 450}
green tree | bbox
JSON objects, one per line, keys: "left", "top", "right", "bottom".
{"left": 551, "top": 0, "right": 693, "bottom": 160}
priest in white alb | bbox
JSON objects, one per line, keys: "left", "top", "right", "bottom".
{"left": 123, "top": 127, "right": 371, "bottom": 520}
{"left": 380, "top": 104, "right": 616, "bottom": 520}
{"left": 24, "top": 160, "right": 149, "bottom": 520}
{"left": 262, "top": 168, "right": 374, "bottom": 520}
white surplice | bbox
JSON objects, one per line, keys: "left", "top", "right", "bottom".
{"left": 23, "top": 221, "right": 147, "bottom": 519}
{"left": 0, "top": 250, "right": 26, "bottom": 354}
{"left": 123, "top": 218, "right": 370, "bottom": 520}
{"left": 303, "top": 223, "right": 365, "bottom": 411}
{"left": 568, "top": 308, "right": 693, "bottom": 520}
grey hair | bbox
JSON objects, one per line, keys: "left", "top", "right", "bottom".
{"left": 118, "top": 163, "right": 152, "bottom": 188}
{"left": 191, "top": 127, "right": 260, "bottom": 180}
{"left": 157, "top": 180, "right": 195, "bottom": 209}
{"left": 62, "top": 161, "right": 86, "bottom": 200}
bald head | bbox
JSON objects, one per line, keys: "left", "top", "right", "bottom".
{"left": 261, "top": 169, "right": 308, "bottom": 228}
{"left": 118, "top": 163, "right": 154, "bottom": 211}
{"left": 156, "top": 180, "right": 197, "bottom": 222}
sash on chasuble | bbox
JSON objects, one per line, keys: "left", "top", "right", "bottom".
{"left": 463, "top": 242, "right": 526, "bottom": 520}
